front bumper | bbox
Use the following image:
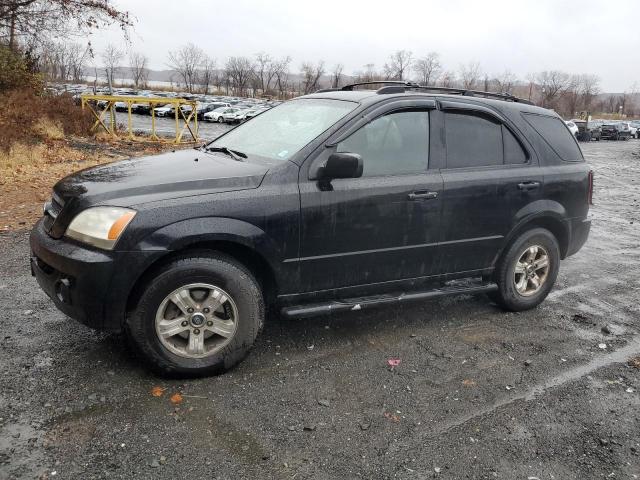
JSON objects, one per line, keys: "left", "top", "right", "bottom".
{"left": 30, "top": 219, "right": 163, "bottom": 332}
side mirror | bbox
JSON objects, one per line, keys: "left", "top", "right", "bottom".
{"left": 319, "top": 152, "right": 363, "bottom": 180}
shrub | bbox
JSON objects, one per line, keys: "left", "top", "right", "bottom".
{"left": 0, "top": 46, "right": 42, "bottom": 93}
{"left": 0, "top": 89, "right": 94, "bottom": 152}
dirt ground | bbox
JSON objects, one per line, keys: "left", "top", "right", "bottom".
{"left": 1, "top": 140, "right": 640, "bottom": 480}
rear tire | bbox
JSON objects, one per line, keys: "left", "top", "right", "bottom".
{"left": 126, "top": 253, "right": 264, "bottom": 377}
{"left": 489, "top": 228, "right": 560, "bottom": 312}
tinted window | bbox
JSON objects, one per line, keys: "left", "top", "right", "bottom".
{"left": 445, "top": 112, "right": 503, "bottom": 168}
{"left": 502, "top": 126, "right": 528, "bottom": 164}
{"left": 523, "top": 114, "right": 583, "bottom": 162}
{"left": 337, "top": 110, "right": 429, "bottom": 177}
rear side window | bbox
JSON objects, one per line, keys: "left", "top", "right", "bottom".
{"left": 444, "top": 112, "right": 503, "bottom": 168}
{"left": 523, "top": 114, "right": 583, "bottom": 162}
{"left": 502, "top": 126, "right": 528, "bottom": 164}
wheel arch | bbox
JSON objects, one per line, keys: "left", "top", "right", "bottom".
{"left": 125, "top": 218, "right": 285, "bottom": 319}
{"left": 493, "top": 213, "right": 570, "bottom": 268}
{"left": 126, "top": 239, "right": 279, "bottom": 319}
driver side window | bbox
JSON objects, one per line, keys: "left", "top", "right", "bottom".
{"left": 336, "top": 110, "right": 429, "bottom": 177}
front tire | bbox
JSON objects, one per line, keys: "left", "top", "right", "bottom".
{"left": 126, "top": 253, "right": 264, "bottom": 377}
{"left": 490, "top": 228, "right": 560, "bottom": 312}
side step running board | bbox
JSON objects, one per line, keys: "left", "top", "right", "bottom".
{"left": 281, "top": 282, "right": 498, "bottom": 319}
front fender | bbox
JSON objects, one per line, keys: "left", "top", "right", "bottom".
{"left": 137, "top": 217, "right": 284, "bottom": 266}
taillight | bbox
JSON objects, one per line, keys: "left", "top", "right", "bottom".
{"left": 587, "top": 170, "right": 594, "bottom": 205}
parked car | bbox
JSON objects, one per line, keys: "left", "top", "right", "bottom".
{"left": 203, "top": 106, "right": 240, "bottom": 123}
{"left": 195, "top": 102, "right": 231, "bottom": 120}
{"left": 628, "top": 121, "right": 639, "bottom": 138}
{"left": 601, "top": 122, "right": 631, "bottom": 140}
{"left": 565, "top": 120, "right": 579, "bottom": 137}
{"left": 31, "top": 83, "right": 592, "bottom": 376}
{"left": 573, "top": 120, "right": 601, "bottom": 141}
{"left": 153, "top": 104, "right": 176, "bottom": 117}
{"left": 131, "top": 95, "right": 161, "bottom": 115}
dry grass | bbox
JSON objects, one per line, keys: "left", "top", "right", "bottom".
{"left": 0, "top": 135, "right": 180, "bottom": 232}
{"left": 0, "top": 89, "right": 94, "bottom": 153}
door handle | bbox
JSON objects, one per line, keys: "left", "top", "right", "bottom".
{"left": 517, "top": 181, "right": 540, "bottom": 191}
{"left": 408, "top": 191, "right": 438, "bottom": 200}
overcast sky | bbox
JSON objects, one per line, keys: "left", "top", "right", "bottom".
{"left": 90, "top": 0, "right": 640, "bottom": 92}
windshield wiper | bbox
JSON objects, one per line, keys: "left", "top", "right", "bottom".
{"left": 206, "top": 146, "right": 247, "bottom": 162}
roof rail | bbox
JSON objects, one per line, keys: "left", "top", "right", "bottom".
{"left": 329, "top": 80, "right": 533, "bottom": 105}
{"left": 315, "top": 87, "right": 341, "bottom": 93}
{"left": 406, "top": 85, "right": 534, "bottom": 105}
{"left": 340, "top": 80, "right": 419, "bottom": 91}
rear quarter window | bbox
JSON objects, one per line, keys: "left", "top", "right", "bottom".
{"left": 523, "top": 113, "right": 583, "bottom": 162}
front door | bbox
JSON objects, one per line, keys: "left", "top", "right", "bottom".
{"left": 297, "top": 106, "right": 443, "bottom": 294}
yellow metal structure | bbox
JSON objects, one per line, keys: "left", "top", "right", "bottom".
{"left": 80, "top": 95, "right": 199, "bottom": 143}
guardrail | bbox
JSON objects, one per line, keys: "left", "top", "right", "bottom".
{"left": 80, "top": 95, "right": 199, "bottom": 143}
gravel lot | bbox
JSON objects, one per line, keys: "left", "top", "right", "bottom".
{"left": 1, "top": 140, "right": 640, "bottom": 480}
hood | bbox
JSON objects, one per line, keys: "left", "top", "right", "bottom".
{"left": 45, "top": 149, "right": 269, "bottom": 239}
{"left": 54, "top": 148, "right": 268, "bottom": 207}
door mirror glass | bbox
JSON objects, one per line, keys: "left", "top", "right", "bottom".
{"left": 319, "top": 152, "right": 363, "bottom": 180}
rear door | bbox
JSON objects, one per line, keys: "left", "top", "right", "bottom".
{"left": 438, "top": 102, "right": 542, "bottom": 274}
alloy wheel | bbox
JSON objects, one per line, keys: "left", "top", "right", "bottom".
{"left": 155, "top": 283, "right": 238, "bottom": 359}
{"left": 513, "top": 245, "right": 550, "bottom": 297}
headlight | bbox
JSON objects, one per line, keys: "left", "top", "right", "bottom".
{"left": 66, "top": 207, "right": 136, "bottom": 250}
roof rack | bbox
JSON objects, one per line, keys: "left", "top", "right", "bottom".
{"left": 407, "top": 85, "right": 534, "bottom": 105}
{"left": 316, "top": 81, "right": 533, "bottom": 105}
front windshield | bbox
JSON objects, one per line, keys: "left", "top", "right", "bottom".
{"left": 207, "top": 98, "right": 357, "bottom": 162}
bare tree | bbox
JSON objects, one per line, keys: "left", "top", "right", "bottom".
{"left": 413, "top": 52, "right": 441, "bottom": 85}
{"left": 0, "top": 0, "right": 132, "bottom": 50}
{"left": 563, "top": 74, "right": 582, "bottom": 117}
{"left": 383, "top": 50, "right": 412, "bottom": 80}
{"left": 331, "top": 63, "right": 344, "bottom": 88}
{"left": 225, "top": 56, "right": 255, "bottom": 96}
{"left": 254, "top": 52, "right": 277, "bottom": 95}
{"left": 459, "top": 61, "right": 481, "bottom": 89}
{"left": 67, "top": 43, "right": 89, "bottom": 82}
{"left": 493, "top": 70, "right": 517, "bottom": 94}
{"left": 579, "top": 74, "right": 600, "bottom": 112}
{"left": 167, "top": 43, "right": 204, "bottom": 93}
{"left": 198, "top": 55, "right": 216, "bottom": 94}
{"left": 101, "top": 44, "right": 123, "bottom": 93}
{"left": 273, "top": 56, "right": 291, "bottom": 98}
{"left": 129, "top": 52, "right": 148, "bottom": 89}
{"left": 537, "top": 70, "right": 572, "bottom": 108}
{"left": 357, "top": 63, "right": 379, "bottom": 83}
{"left": 439, "top": 71, "right": 457, "bottom": 88}
{"left": 300, "top": 61, "right": 325, "bottom": 94}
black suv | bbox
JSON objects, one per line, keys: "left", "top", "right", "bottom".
{"left": 30, "top": 82, "right": 593, "bottom": 376}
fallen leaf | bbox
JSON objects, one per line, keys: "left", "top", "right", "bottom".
{"left": 462, "top": 379, "right": 476, "bottom": 386}
{"left": 387, "top": 358, "right": 401, "bottom": 368}
{"left": 150, "top": 386, "right": 165, "bottom": 397}
{"left": 383, "top": 412, "right": 400, "bottom": 423}
{"left": 169, "top": 393, "right": 183, "bottom": 405}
